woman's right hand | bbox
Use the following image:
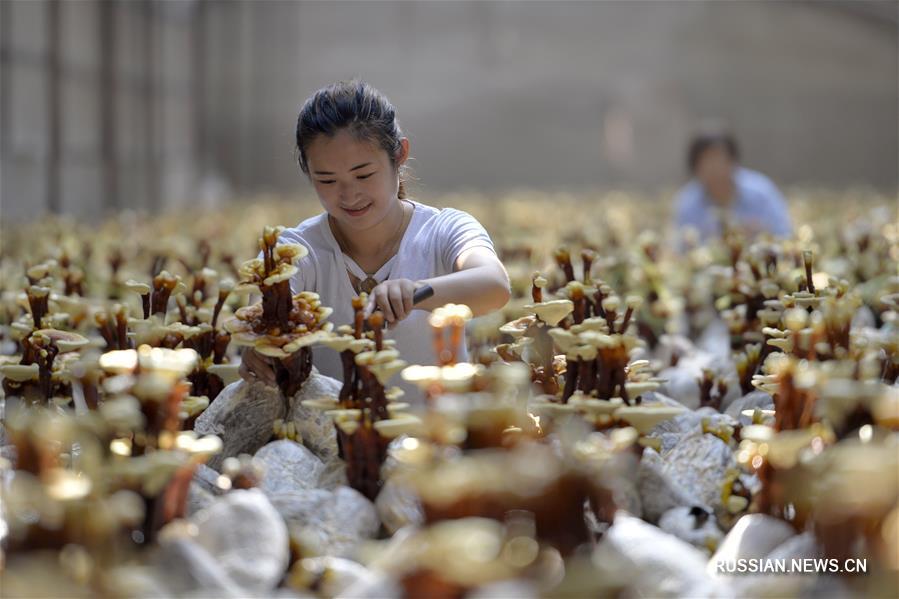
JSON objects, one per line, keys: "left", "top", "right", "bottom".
{"left": 239, "top": 348, "right": 277, "bottom": 386}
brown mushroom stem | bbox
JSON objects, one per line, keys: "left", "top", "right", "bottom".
{"left": 531, "top": 277, "right": 543, "bottom": 304}
{"left": 698, "top": 369, "right": 722, "bottom": 410}
{"left": 260, "top": 279, "right": 293, "bottom": 330}
{"left": 273, "top": 347, "right": 313, "bottom": 399}
{"left": 115, "top": 306, "right": 129, "bottom": 349}
{"left": 36, "top": 345, "right": 59, "bottom": 402}
{"left": 620, "top": 306, "right": 635, "bottom": 333}
{"left": 150, "top": 272, "right": 179, "bottom": 316}
{"left": 593, "top": 288, "right": 607, "bottom": 319}
{"left": 352, "top": 296, "right": 366, "bottom": 338}
{"left": 561, "top": 359, "right": 578, "bottom": 402}
{"left": 803, "top": 250, "right": 815, "bottom": 294}
{"left": 581, "top": 249, "right": 596, "bottom": 284}
{"left": 26, "top": 289, "right": 49, "bottom": 330}
{"left": 64, "top": 270, "right": 85, "bottom": 296}
{"left": 554, "top": 248, "right": 575, "bottom": 283}
{"left": 571, "top": 288, "right": 586, "bottom": 325}
{"left": 212, "top": 332, "right": 230, "bottom": 364}
{"left": 140, "top": 293, "right": 151, "bottom": 319}
{"left": 211, "top": 290, "right": 229, "bottom": 329}
{"left": 369, "top": 312, "right": 385, "bottom": 351}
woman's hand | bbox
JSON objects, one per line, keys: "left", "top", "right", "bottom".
{"left": 239, "top": 347, "right": 277, "bottom": 386}
{"left": 364, "top": 278, "right": 420, "bottom": 325}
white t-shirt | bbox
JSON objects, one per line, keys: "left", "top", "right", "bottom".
{"left": 274, "top": 199, "right": 497, "bottom": 402}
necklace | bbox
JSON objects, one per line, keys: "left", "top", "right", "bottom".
{"left": 330, "top": 201, "right": 411, "bottom": 295}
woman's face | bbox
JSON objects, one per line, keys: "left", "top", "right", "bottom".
{"left": 305, "top": 129, "right": 409, "bottom": 232}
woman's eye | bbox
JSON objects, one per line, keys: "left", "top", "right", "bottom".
{"left": 318, "top": 180, "right": 336, "bottom": 185}
{"left": 356, "top": 173, "right": 375, "bottom": 180}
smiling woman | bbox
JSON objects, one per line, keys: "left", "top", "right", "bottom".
{"left": 239, "top": 80, "right": 511, "bottom": 401}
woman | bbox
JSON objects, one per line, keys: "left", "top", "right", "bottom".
{"left": 239, "top": 80, "right": 511, "bottom": 399}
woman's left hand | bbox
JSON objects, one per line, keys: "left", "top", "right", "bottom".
{"left": 364, "top": 278, "right": 419, "bottom": 325}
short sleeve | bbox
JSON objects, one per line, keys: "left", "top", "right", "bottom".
{"left": 436, "top": 208, "right": 497, "bottom": 271}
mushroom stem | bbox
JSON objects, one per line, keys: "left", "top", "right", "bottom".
{"left": 114, "top": 305, "right": 130, "bottom": 350}
{"left": 581, "top": 249, "right": 596, "bottom": 284}
{"left": 211, "top": 289, "right": 229, "bottom": 329}
{"left": 352, "top": 296, "right": 366, "bottom": 338}
{"left": 26, "top": 287, "right": 50, "bottom": 330}
{"left": 802, "top": 250, "right": 815, "bottom": 295}
{"left": 554, "top": 248, "right": 575, "bottom": 283}
{"left": 212, "top": 332, "right": 230, "bottom": 364}
{"left": 531, "top": 272, "right": 544, "bottom": 304}
{"left": 620, "top": 306, "right": 635, "bottom": 333}
{"left": 140, "top": 293, "right": 151, "bottom": 319}
{"left": 369, "top": 313, "right": 385, "bottom": 351}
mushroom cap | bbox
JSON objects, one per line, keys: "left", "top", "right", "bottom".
{"left": 740, "top": 424, "right": 775, "bottom": 443}
{"left": 275, "top": 242, "right": 309, "bottom": 264}
{"left": 174, "top": 431, "right": 223, "bottom": 458}
{"left": 524, "top": 299, "right": 574, "bottom": 326}
{"left": 548, "top": 329, "right": 578, "bottom": 352}
{"left": 124, "top": 279, "right": 151, "bottom": 295}
{"left": 137, "top": 345, "right": 198, "bottom": 377}
{"left": 0, "top": 363, "right": 40, "bottom": 382}
{"left": 623, "top": 381, "right": 661, "bottom": 396}
{"left": 401, "top": 363, "right": 483, "bottom": 392}
{"left": 180, "top": 395, "right": 210, "bottom": 419}
{"left": 367, "top": 359, "right": 409, "bottom": 386}
{"left": 282, "top": 329, "right": 333, "bottom": 353}
{"left": 613, "top": 405, "right": 686, "bottom": 434}
{"left": 568, "top": 395, "right": 623, "bottom": 415}
{"left": 326, "top": 408, "right": 362, "bottom": 421}
{"left": 570, "top": 317, "right": 609, "bottom": 334}
{"left": 263, "top": 264, "right": 299, "bottom": 287}
{"left": 254, "top": 342, "right": 291, "bottom": 359}
{"left": 31, "top": 328, "right": 90, "bottom": 353}
{"left": 499, "top": 315, "right": 536, "bottom": 338}
{"left": 99, "top": 349, "right": 139, "bottom": 374}
{"left": 429, "top": 303, "right": 473, "bottom": 328}
{"left": 335, "top": 418, "right": 360, "bottom": 435}
{"left": 301, "top": 397, "right": 339, "bottom": 411}
{"left": 320, "top": 335, "right": 355, "bottom": 353}
{"left": 373, "top": 413, "right": 423, "bottom": 438}
{"left": 207, "top": 363, "right": 241, "bottom": 386}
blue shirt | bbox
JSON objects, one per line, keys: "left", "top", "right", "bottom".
{"left": 673, "top": 167, "right": 792, "bottom": 245}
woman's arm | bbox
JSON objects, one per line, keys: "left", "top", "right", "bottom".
{"left": 365, "top": 246, "right": 511, "bottom": 322}
{"left": 417, "top": 247, "right": 510, "bottom": 316}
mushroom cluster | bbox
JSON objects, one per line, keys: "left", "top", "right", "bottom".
{"left": 2, "top": 192, "right": 897, "bottom": 597}
{"left": 224, "top": 226, "right": 333, "bottom": 399}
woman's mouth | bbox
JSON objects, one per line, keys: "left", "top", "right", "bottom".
{"left": 341, "top": 203, "right": 372, "bottom": 217}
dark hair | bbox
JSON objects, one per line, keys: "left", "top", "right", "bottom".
{"left": 296, "top": 80, "right": 408, "bottom": 199}
{"left": 687, "top": 130, "right": 740, "bottom": 174}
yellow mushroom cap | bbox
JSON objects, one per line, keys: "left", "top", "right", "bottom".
{"left": 0, "top": 363, "right": 40, "bottom": 382}
{"left": 613, "top": 405, "right": 686, "bottom": 434}
{"left": 524, "top": 299, "right": 574, "bottom": 326}
{"left": 32, "top": 329, "right": 90, "bottom": 353}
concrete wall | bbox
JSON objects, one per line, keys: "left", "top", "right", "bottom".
{"left": 2, "top": 1, "right": 896, "bottom": 223}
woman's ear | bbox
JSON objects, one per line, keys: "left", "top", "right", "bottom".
{"left": 396, "top": 137, "right": 410, "bottom": 167}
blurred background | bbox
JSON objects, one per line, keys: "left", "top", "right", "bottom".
{"left": 1, "top": 0, "right": 897, "bottom": 224}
